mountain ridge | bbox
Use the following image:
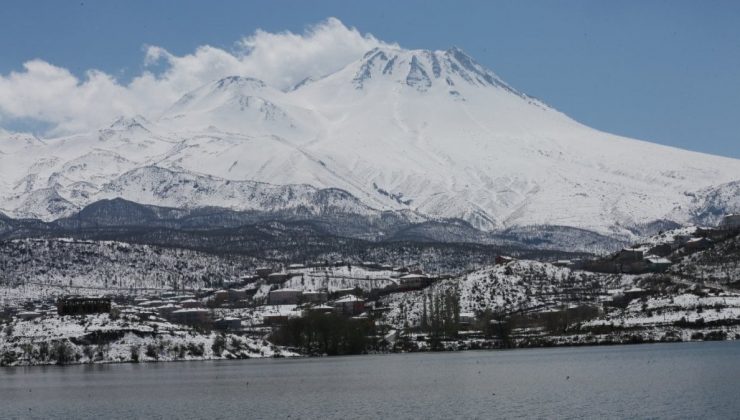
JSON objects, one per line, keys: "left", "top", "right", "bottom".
{"left": 1, "top": 45, "right": 739, "bottom": 242}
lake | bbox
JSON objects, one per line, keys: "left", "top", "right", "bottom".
{"left": 2, "top": 341, "right": 739, "bottom": 419}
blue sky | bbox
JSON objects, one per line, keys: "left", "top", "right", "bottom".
{"left": 1, "top": 0, "right": 739, "bottom": 158}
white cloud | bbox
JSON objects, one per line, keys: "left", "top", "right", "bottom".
{"left": 0, "top": 18, "right": 394, "bottom": 136}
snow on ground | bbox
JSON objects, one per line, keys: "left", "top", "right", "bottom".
{"left": 0, "top": 310, "right": 296, "bottom": 366}
{"left": 380, "top": 261, "right": 608, "bottom": 329}
{"left": 585, "top": 293, "right": 740, "bottom": 328}
{"left": 637, "top": 226, "right": 698, "bottom": 247}
{"left": 282, "top": 265, "right": 397, "bottom": 292}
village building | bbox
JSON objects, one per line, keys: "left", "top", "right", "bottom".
{"left": 333, "top": 295, "right": 365, "bottom": 316}
{"left": 648, "top": 243, "right": 676, "bottom": 257}
{"left": 623, "top": 287, "right": 649, "bottom": 301}
{"left": 398, "top": 273, "right": 430, "bottom": 289}
{"left": 459, "top": 312, "right": 476, "bottom": 327}
{"left": 213, "top": 290, "right": 229, "bottom": 303}
{"left": 256, "top": 267, "right": 273, "bottom": 278}
{"left": 362, "top": 261, "right": 381, "bottom": 269}
{"left": 303, "top": 304, "right": 334, "bottom": 316}
{"left": 181, "top": 299, "right": 203, "bottom": 308}
{"left": 302, "top": 291, "right": 328, "bottom": 304}
{"left": 157, "top": 304, "right": 182, "bottom": 318}
{"left": 267, "top": 272, "right": 291, "bottom": 284}
{"left": 684, "top": 237, "right": 713, "bottom": 251}
{"left": 645, "top": 256, "right": 672, "bottom": 272}
{"left": 263, "top": 314, "right": 290, "bottom": 326}
{"left": 171, "top": 308, "right": 211, "bottom": 326}
{"left": 287, "top": 263, "right": 306, "bottom": 270}
{"left": 139, "top": 300, "right": 166, "bottom": 308}
{"left": 57, "top": 297, "right": 112, "bottom": 316}
{"left": 214, "top": 317, "right": 241, "bottom": 331}
{"left": 615, "top": 247, "right": 646, "bottom": 263}
{"left": 495, "top": 255, "right": 514, "bottom": 265}
{"left": 240, "top": 274, "right": 260, "bottom": 283}
{"left": 17, "top": 311, "right": 42, "bottom": 321}
{"left": 227, "top": 288, "right": 248, "bottom": 301}
{"left": 719, "top": 214, "right": 740, "bottom": 230}
{"left": 133, "top": 297, "right": 149, "bottom": 306}
{"left": 268, "top": 288, "right": 303, "bottom": 305}
{"left": 222, "top": 280, "right": 242, "bottom": 289}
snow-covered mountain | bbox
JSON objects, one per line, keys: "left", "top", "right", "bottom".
{"left": 1, "top": 46, "right": 739, "bottom": 241}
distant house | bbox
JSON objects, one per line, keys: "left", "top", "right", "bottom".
{"left": 139, "top": 300, "right": 166, "bottom": 308}
{"left": 223, "top": 280, "right": 242, "bottom": 289}
{"left": 171, "top": 308, "right": 211, "bottom": 326}
{"left": 623, "top": 287, "right": 649, "bottom": 301}
{"left": 213, "top": 290, "right": 229, "bottom": 303}
{"left": 157, "top": 304, "right": 182, "bottom": 318}
{"left": 398, "top": 274, "right": 430, "bottom": 289}
{"left": 181, "top": 299, "right": 203, "bottom": 308}
{"left": 302, "top": 291, "right": 328, "bottom": 304}
{"left": 287, "top": 263, "right": 306, "bottom": 271}
{"left": 684, "top": 237, "right": 713, "bottom": 251}
{"left": 304, "top": 304, "right": 334, "bottom": 316}
{"left": 362, "top": 261, "right": 381, "bottom": 269}
{"left": 214, "top": 317, "right": 241, "bottom": 331}
{"left": 645, "top": 255, "right": 672, "bottom": 272}
{"left": 719, "top": 214, "right": 740, "bottom": 230}
{"left": 648, "top": 243, "right": 675, "bottom": 257}
{"left": 17, "top": 311, "right": 42, "bottom": 321}
{"left": 333, "top": 287, "right": 358, "bottom": 297}
{"left": 333, "top": 295, "right": 365, "bottom": 316}
{"left": 227, "top": 288, "right": 248, "bottom": 301}
{"left": 267, "top": 272, "right": 291, "bottom": 284}
{"left": 57, "top": 297, "right": 111, "bottom": 316}
{"left": 459, "top": 312, "right": 476, "bottom": 326}
{"left": 263, "top": 314, "right": 290, "bottom": 326}
{"left": 268, "top": 288, "right": 303, "bottom": 305}
{"left": 495, "top": 255, "right": 514, "bottom": 265}
{"left": 615, "top": 248, "right": 646, "bottom": 263}
{"left": 240, "top": 274, "right": 260, "bottom": 283}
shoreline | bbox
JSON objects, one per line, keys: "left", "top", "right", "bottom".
{"left": 3, "top": 331, "right": 738, "bottom": 368}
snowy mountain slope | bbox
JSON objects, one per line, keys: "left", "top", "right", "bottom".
{"left": 288, "top": 46, "right": 740, "bottom": 233}
{"left": 1, "top": 46, "right": 739, "bottom": 241}
{"left": 681, "top": 180, "right": 740, "bottom": 226}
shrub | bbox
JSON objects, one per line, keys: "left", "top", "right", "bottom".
{"left": 145, "top": 344, "right": 159, "bottom": 361}
{"left": 51, "top": 341, "right": 76, "bottom": 365}
{"left": 0, "top": 350, "right": 18, "bottom": 366}
{"left": 130, "top": 345, "right": 140, "bottom": 363}
{"left": 212, "top": 335, "right": 226, "bottom": 356}
{"left": 187, "top": 342, "right": 204, "bottom": 357}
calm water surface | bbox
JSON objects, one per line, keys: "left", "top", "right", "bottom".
{"left": 2, "top": 341, "right": 739, "bottom": 419}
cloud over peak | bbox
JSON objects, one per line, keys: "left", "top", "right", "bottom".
{"left": 0, "top": 18, "right": 395, "bottom": 136}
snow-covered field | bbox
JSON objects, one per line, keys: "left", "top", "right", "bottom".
{"left": 0, "top": 238, "right": 252, "bottom": 306}
{"left": 0, "top": 311, "right": 295, "bottom": 367}
{"left": 282, "top": 265, "right": 397, "bottom": 292}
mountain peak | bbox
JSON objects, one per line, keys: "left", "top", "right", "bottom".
{"left": 108, "top": 115, "right": 151, "bottom": 131}
{"left": 213, "top": 76, "right": 267, "bottom": 91}
{"left": 348, "top": 45, "right": 529, "bottom": 98}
